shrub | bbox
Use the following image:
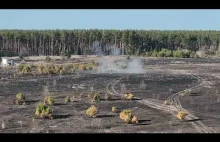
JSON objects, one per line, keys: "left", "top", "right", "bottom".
{"left": 48, "top": 64, "right": 57, "bottom": 74}
{"left": 21, "top": 65, "right": 31, "bottom": 74}
{"left": 79, "top": 93, "right": 83, "bottom": 98}
{"left": 176, "top": 110, "right": 188, "bottom": 120}
{"left": 37, "top": 64, "right": 45, "bottom": 74}
{"left": 104, "top": 93, "right": 111, "bottom": 101}
{"left": 71, "top": 95, "right": 76, "bottom": 102}
{"left": 69, "top": 64, "right": 79, "bottom": 72}
{"left": 92, "top": 93, "right": 100, "bottom": 102}
{"left": 112, "top": 106, "right": 118, "bottom": 113}
{"left": 173, "top": 50, "right": 184, "bottom": 58}
{"left": 190, "top": 51, "right": 196, "bottom": 58}
{"left": 61, "top": 65, "right": 70, "bottom": 74}
{"left": 120, "top": 109, "right": 132, "bottom": 120}
{"left": 67, "top": 54, "right": 71, "bottom": 59}
{"left": 157, "top": 49, "right": 172, "bottom": 57}
{"left": 79, "top": 64, "right": 87, "bottom": 70}
{"left": 164, "top": 100, "right": 170, "bottom": 105}
{"left": 195, "top": 53, "right": 200, "bottom": 58}
{"left": 88, "top": 93, "right": 100, "bottom": 102}
{"left": 45, "top": 56, "right": 52, "bottom": 62}
{"left": 44, "top": 95, "right": 55, "bottom": 105}
{"left": 16, "top": 92, "right": 25, "bottom": 100}
{"left": 180, "top": 92, "right": 186, "bottom": 96}
{"left": 15, "top": 92, "right": 25, "bottom": 105}
{"left": 196, "top": 51, "right": 205, "bottom": 58}
{"left": 35, "top": 102, "right": 52, "bottom": 118}
{"left": 165, "top": 49, "right": 173, "bottom": 57}
{"left": 19, "top": 55, "right": 24, "bottom": 60}
{"left": 60, "top": 50, "right": 71, "bottom": 59}
{"left": 19, "top": 48, "right": 28, "bottom": 60}
{"left": 85, "top": 105, "right": 98, "bottom": 117}
{"left": 65, "top": 96, "right": 71, "bottom": 103}
{"left": 88, "top": 94, "right": 92, "bottom": 99}
{"left": 124, "top": 93, "right": 134, "bottom": 100}
{"left": 55, "top": 65, "right": 63, "bottom": 74}
{"left": 151, "top": 51, "right": 158, "bottom": 57}
{"left": 131, "top": 116, "right": 139, "bottom": 124}
{"left": 60, "top": 51, "right": 66, "bottom": 59}
{"left": 145, "top": 52, "right": 152, "bottom": 57}
{"left": 182, "top": 49, "right": 191, "bottom": 58}
{"left": 18, "top": 64, "right": 25, "bottom": 71}
{"left": 119, "top": 109, "right": 138, "bottom": 124}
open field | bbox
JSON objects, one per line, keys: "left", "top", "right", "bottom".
{"left": 1, "top": 56, "right": 220, "bottom": 133}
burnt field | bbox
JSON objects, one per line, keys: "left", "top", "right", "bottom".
{"left": 1, "top": 56, "right": 220, "bottom": 133}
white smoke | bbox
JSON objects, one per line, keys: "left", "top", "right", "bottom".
{"left": 110, "top": 46, "right": 121, "bottom": 55}
{"left": 92, "top": 41, "right": 145, "bottom": 74}
{"left": 96, "top": 57, "right": 145, "bottom": 74}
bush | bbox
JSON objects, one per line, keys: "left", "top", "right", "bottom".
{"left": 196, "top": 51, "right": 205, "bottom": 58}
{"left": 21, "top": 65, "right": 31, "bottom": 74}
{"left": 119, "top": 109, "right": 138, "bottom": 124}
{"left": 18, "top": 64, "right": 25, "bottom": 71}
{"left": 88, "top": 93, "right": 100, "bottom": 103}
{"left": 37, "top": 64, "right": 45, "bottom": 74}
{"left": 131, "top": 116, "right": 138, "bottom": 124}
{"left": 124, "top": 93, "right": 134, "bottom": 100}
{"left": 176, "top": 110, "right": 188, "bottom": 120}
{"left": 45, "top": 64, "right": 56, "bottom": 74}
{"left": 19, "top": 55, "right": 24, "bottom": 60}
{"left": 79, "top": 64, "right": 87, "bottom": 70}
{"left": 164, "top": 100, "right": 170, "bottom": 105}
{"left": 19, "top": 48, "right": 28, "bottom": 60}
{"left": 55, "top": 65, "right": 63, "bottom": 74}
{"left": 157, "top": 51, "right": 163, "bottom": 57}
{"left": 151, "top": 50, "right": 158, "bottom": 57}
{"left": 104, "top": 93, "right": 111, "bottom": 101}
{"left": 215, "top": 50, "right": 220, "bottom": 57}
{"left": 45, "top": 56, "right": 52, "bottom": 62}
{"left": 44, "top": 95, "right": 55, "bottom": 105}
{"left": 157, "top": 49, "right": 172, "bottom": 57}
{"left": 145, "top": 52, "right": 151, "bottom": 57}
{"left": 183, "top": 49, "right": 191, "bottom": 58}
{"left": 67, "top": 54, "right": 71, "bottom": 59}
{"left": 65, "top": 96, "right": 71, "bottom": 103}
{"left": 195, "top": 53, "right": 200, "bottom": 58}
{"left": 190, "top": 51, "right": 196, "bottom": 58}
{"left": 173, "top": 50, "right": 184, "bottom": 58}
{"left": 112, "top": 106, "right": 118, "bottom": 113}
{"left": 60, "top": 50, "right": 71, "bottom": 59}
{"left": 15, "top": 92, "right": 25, "bottom": 105}
{"left": 16, "top": 92, "right": 25, "bottom": 100}
{"left": 35, "top": 102, "right": 52, "bottom": 118}
{"left": 85, "top": 105, "right": 98, "bottom": 117}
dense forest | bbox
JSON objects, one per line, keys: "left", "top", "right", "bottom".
{"left": 0, "top": 29, "right": 220, "bottom": 57}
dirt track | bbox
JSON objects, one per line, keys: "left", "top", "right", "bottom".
{"left": 1, "top": 57, "right": 220, "bottom": 133}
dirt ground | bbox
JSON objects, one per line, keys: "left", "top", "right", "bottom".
{"left": 1, "top": 56, "right": 220, "bottom": 133}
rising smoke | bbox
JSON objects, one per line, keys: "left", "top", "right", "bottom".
{"left": 92, "top": 41, "right": 145, "bottom": 74}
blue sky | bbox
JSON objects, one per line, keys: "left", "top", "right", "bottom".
{"left": 0, "top": 9, "right": 220, "bottom": 30}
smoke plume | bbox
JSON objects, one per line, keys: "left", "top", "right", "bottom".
{"left": 92, "top": 41, "right": 145, "bottom": 74}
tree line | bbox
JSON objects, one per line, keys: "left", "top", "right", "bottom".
{"left": 0, "top": 29, "right": 220, "bottom": 57}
